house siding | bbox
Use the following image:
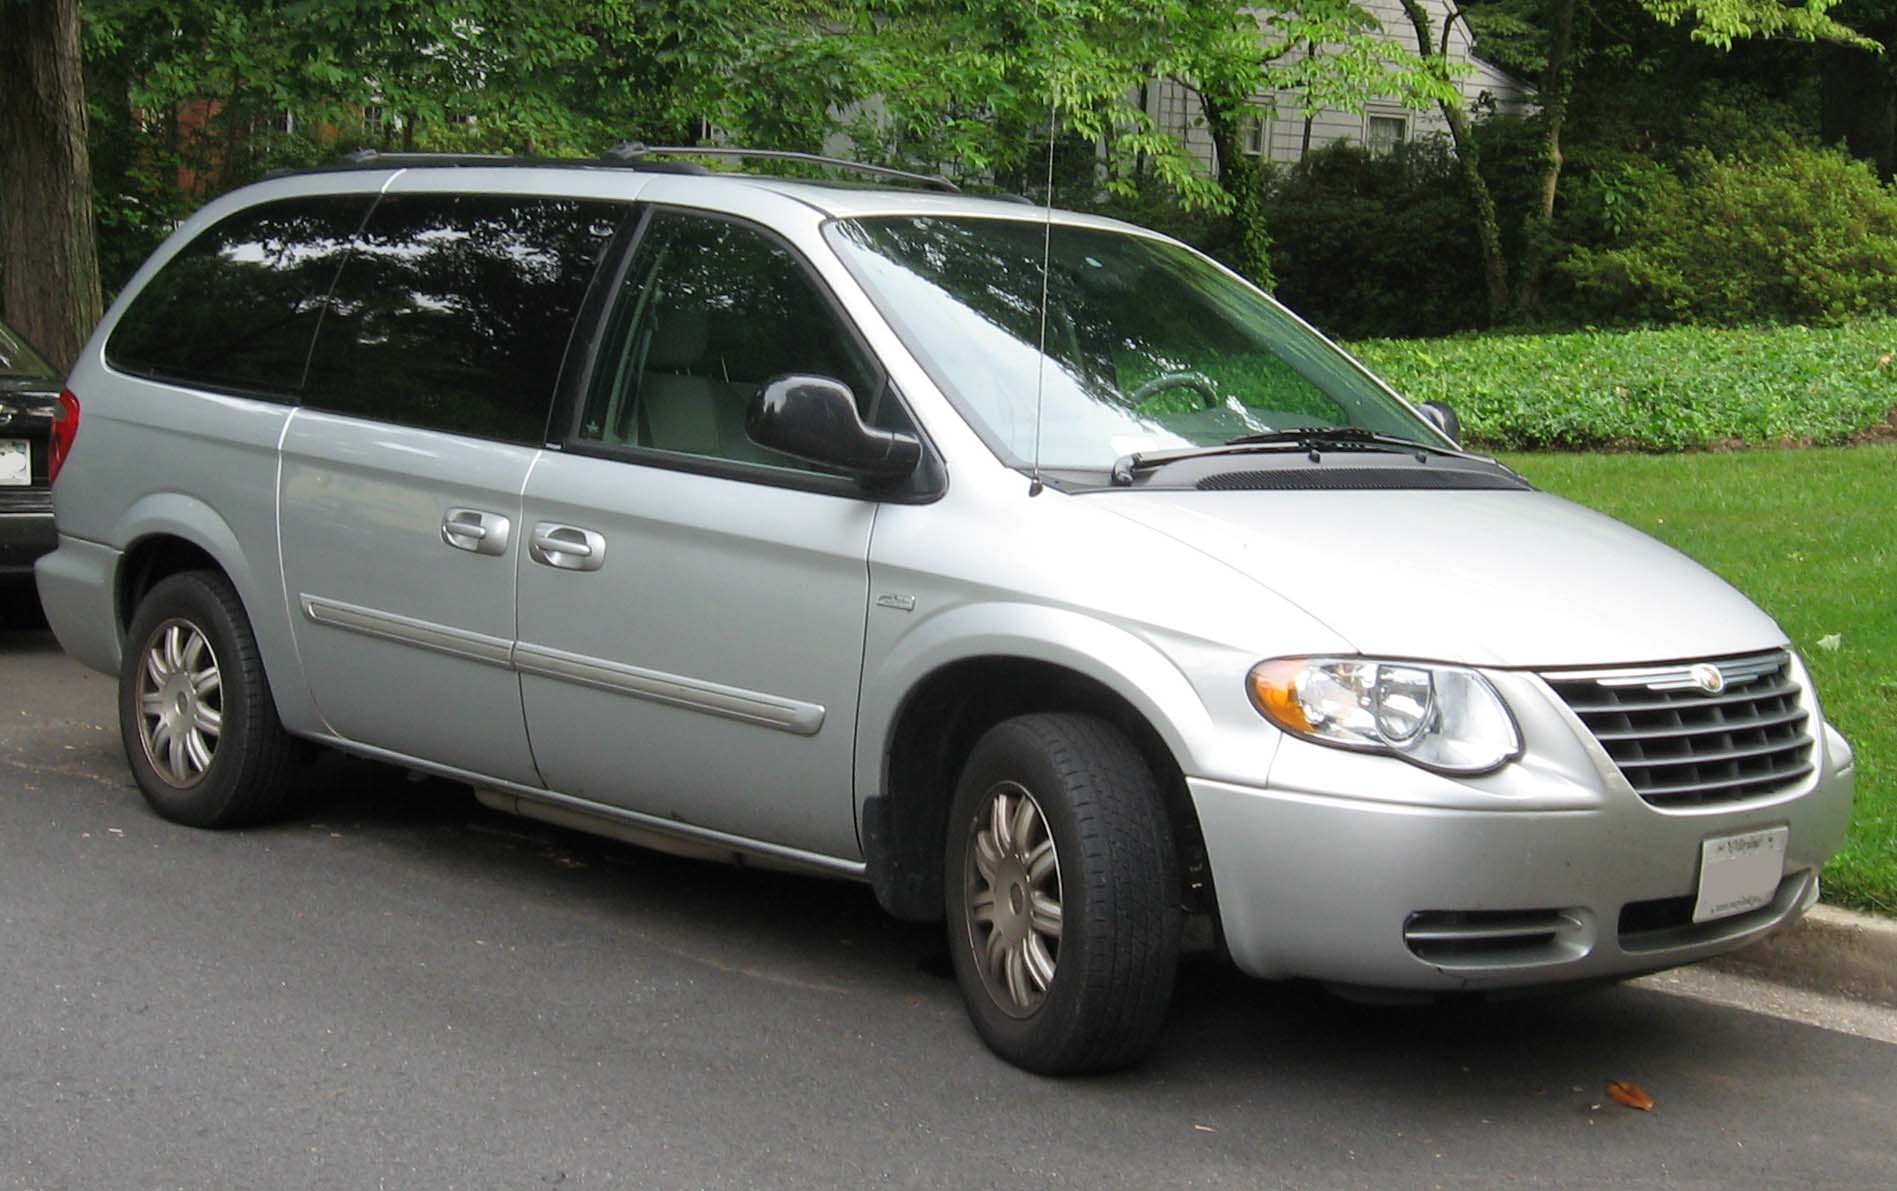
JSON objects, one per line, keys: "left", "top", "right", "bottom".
{"left": 1151, "top": 1, "right": 1534, "bottom": 169}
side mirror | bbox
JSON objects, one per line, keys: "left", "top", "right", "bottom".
{"left": 1419, "top": 400, "right": 1462, "bottom": 445}
{"left": 748, "top": 375, "right": 921, "bottom": 485}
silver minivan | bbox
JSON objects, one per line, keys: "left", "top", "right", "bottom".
{"left": 37, "top": 150, "right": 1856, "bottom": 1073}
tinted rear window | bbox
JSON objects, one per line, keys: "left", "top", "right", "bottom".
{"left": 302, "top": 194, "right": 621, "bottom": 444}
{"left": 106, "top": 195, "right": 370, "bottom": 397}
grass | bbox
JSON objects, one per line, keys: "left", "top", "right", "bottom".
{"left": 1500, "top": 445, "right": 1897, "bottom": 914}
{"left": 1347, "top": 319, "right": 1897, "bottom": 451}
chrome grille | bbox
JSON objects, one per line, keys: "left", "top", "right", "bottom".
{"left": 1543, "top": 651, "right": 1814, "bottom": 808}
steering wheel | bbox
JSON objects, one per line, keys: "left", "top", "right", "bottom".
{"left": 1129, "top": 370, "right": 1220, "bottom": 411}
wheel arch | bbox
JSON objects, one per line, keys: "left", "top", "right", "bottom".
{"left": 857, "top": 608, "right": 1219, "bottom": 926}
{"left": 110, "top": 493, "right": 318, "bottom": 734}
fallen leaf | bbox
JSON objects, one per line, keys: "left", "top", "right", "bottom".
{"left": 1606, "top": 1081, "right": 1655, "bottom": 1111}
{"left": 1815, "top": 633, "right": 1842, "bottom": 653}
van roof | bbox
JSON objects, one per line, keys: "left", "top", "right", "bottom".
{"left": 280, "top": 147, "right": 1137, "bottom": 231}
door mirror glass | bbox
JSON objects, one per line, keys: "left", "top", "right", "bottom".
{"left": 748, "top": 375, "right": 921, "bottom": 484}
{"left": 1420, "top": 400, "right": 1462, "bottom": 445}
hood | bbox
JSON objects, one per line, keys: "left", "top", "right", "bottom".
{"left": 1099, "top": 487, "right": 1788, "bottom": 669}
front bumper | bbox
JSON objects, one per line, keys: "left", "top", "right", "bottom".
{"left": 1191, "top": 667, "right": 1855, "bottom": 991}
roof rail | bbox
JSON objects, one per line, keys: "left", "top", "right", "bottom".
{"left": 603, "top": 142, "right": 959, "bottom": 194}
{"left": 335, "top": 149, "right": 523, "bottom": 168}
{"left": 318, "top": 146, "right": 960, "bottom": 193}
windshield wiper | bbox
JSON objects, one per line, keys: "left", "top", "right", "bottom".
{"left": 1109, "top": 427, "right": 1491, "bottom": 486}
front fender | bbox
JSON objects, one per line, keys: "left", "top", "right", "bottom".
{"left": 855, "top": 600, "right": 1252, "bottom": 810}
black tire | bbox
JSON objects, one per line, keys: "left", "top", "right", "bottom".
{"left": 118, "top": 570, "right": 303, "bottom": 827}
{"left": 944, "top": 712, "right": 1182, "bottom": 1074}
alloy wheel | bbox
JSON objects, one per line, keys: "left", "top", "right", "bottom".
{"left": 964, "top": 780, "right": 1064, "bottom": 1017}
{"left": 134, "top": 619, "right": 223, "bottom": 788}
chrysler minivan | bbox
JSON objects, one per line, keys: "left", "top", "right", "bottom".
{"left": 37, "top": 148, "right": 1855, "bottom": 1073}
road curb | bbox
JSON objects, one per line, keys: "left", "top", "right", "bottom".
{"left": 1706, "top": 904, "right": 1897, "bottom": 1009}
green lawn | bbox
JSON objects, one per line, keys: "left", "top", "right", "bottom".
{"left": 1500, "top": 445, "right": 1896, "bottom": 914}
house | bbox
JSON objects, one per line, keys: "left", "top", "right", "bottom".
{"left": 1146, "top": 1, "right": 1534, "bottom": 167}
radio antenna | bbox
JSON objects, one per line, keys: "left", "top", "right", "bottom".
{"left": 1028, "top": 97, "right": 1057, "bottom": 497}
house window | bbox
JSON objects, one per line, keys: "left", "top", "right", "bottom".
{"left": 1243, "top": 111, "right": 1269, "bottom": 156}
{"left": 1366, "top": 115, "right": 1407, "bottom": 157}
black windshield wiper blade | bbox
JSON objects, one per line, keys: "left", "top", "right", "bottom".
{"left": 1222, "top": 427, "right": 1488, "bottom": 460}
{"left": 1109, "top": 427, "right": 1488, "bottom": 485}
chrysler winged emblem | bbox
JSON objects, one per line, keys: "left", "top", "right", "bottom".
{"left": 1688, "top": 662, "right": 1726, "bottom": 695}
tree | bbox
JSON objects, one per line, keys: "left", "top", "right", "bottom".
{"left": 1406, "top": 0, "right": 1875, "bottom": 324}
{"left": 1174, "top": 3, "right": 1459, "bottom": 287}
{"left": 1, "top": 0, "right": 104, "bottom": 370}
{"left": 851, "top": 1, "right": 1455, "bottom": 287}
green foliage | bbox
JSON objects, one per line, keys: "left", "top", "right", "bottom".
{"left": 1505, "top": 445, "right": 1897, "bottom": 913}
{"left": 1349, "top": 318, "right": 1897, "bottom": 449}
{"left": 1560, "top": 138, "right": 1897, "bottom": 325}
{"left": 1642, "top": 0, "right": 1878, "bottom": 48}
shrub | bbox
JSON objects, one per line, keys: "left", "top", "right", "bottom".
{"left": 1560, "top": 137, "right": 1897, "bottom": 326}
{"left": 1262, "top": 139, "right": 1489, "bottom": 340}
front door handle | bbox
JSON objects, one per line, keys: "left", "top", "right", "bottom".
{"left": 530, "top": 523, "right": 607, "bottom": 572}
{"left": 442, "top": 508, "right": 511, "bottom": 557}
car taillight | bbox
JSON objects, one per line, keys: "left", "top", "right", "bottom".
{"left": 48, "top": 388, "right": 80, "bottom": 487}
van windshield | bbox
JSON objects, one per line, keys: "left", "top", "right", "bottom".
{"left": 826, "top": 215, "right": 1440, "bottom": 471}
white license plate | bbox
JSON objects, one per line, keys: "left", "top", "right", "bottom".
{"left": 0, "top": 438, "right": 30, "bottom": 486}
{"left": 1692, "top": 826, "right": 1789, "bottom": 923}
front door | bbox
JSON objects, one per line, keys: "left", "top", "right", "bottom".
{"left": 515, "top": 209, "right": 889, "bottom": 859}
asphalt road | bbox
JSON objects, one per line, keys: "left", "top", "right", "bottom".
{"left": 4, "top": 604, "right": 1895, "bottom": 1190}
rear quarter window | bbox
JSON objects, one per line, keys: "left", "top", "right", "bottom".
{"left": 106, "top": 195, "right": 372, "bottom": 398}
{"left": 301, "top": 194, "right": 622, "bottom": 445}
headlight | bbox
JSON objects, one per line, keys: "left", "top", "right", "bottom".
{"left": 1247, "top": 657, "right": 1521, "bottom": 774}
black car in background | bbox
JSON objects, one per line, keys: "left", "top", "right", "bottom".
{"left": 1, "top": 318, "right": 62, "bottom": 593}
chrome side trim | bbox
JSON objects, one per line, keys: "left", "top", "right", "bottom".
{"left": 300, "top": 594, "right": 515, "bottom": 667}
{"left": 513, "top": 641, "right": 826, "bottom": 736}
{"left": 300, "top": 594, "right": 826, "bottom": 734}
{"left": 1549, "top": 651, "right": 1788, "bottom": 692}
{"left": 303, "top": 732, "right": 867, "bottom": 879}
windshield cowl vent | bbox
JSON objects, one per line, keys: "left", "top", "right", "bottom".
{"left": 1196, "top": 467, "right": 1532, "bottom": 492}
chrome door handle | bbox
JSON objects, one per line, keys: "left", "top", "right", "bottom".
{"left": 529, "top": 523, "right": 606, "bottom": 572}
{"left": 442, "top": 508, "right": 511, "bottom": 557}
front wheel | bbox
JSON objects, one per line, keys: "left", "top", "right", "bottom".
{"left": 945, "top": 713, "right": 1182, "bottom": 1074}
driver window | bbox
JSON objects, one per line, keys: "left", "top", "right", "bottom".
{"left": 580, "top": 211, "right": 881, "bottom": 471}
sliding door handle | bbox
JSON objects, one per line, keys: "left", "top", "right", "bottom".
{"left": 442, "top": 508, "right": 511, "bottom": 557}
{"left": 529, "top": 523, "right": 606, "bottom": 572}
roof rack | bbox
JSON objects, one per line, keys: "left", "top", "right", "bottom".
{"left": 335, "top": 149, "right": 520, "bottom": 168}
{"left": 603, "top": 142, "right": 960, "bottom": 194}
{"left": 318, "top": 146, "right": 961, "bottom": 194}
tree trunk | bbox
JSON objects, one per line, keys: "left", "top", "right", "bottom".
{"left": 0, "top": 0, "right": 104, "bottom": 371}
{"left": 1820, "top": 20, "right": 1897, "bottom": 181}
{"left": 1399, "top": 0, "right": 1509, "bottom": 325}
{"left": 1518, "top": 0, "right": 1581, "bottom": 312}
{"left": 1200, "top": 91, "right": 1274, "bottom": 290}
{"left": 1300, "top": 40, "right": 1318, "bottom": 161}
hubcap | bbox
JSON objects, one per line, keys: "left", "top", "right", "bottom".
{"left": 964, "top": 780, "right": 1063, "bottom": 1017}
{"left": 135, "top": 620, "right": 223, "bottom": 789}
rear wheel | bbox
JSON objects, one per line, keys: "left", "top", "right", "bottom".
{"left": 119, "top": 570, "right": 303, "bottom": 826}
{"left": 945, "top": 713, "right": 1181, "bottom": 1074}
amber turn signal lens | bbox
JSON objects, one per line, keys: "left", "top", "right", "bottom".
{"left": 1247, "top": 659, "right": 1312, "bottom": 734}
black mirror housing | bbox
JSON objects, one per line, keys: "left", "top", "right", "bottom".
{"left": 747, "top": 375, "right": 922, "bottom": 485}
{"left": 1420, "top": 400, "right": 1462, "bottom": 446}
